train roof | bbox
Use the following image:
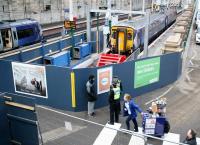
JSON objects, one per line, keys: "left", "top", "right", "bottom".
{"left": 0, "top": 19, "right": 39, "bottom": 29}
{"left": 112, "top": 12, "right": 166, "bottom": 29}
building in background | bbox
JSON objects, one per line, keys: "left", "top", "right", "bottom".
{"left": 0, "top": 0, "right": 152, "bottom": 24}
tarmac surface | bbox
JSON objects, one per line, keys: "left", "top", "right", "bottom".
{"left": 36, "top": 19, "right": 200, "bottom": 145}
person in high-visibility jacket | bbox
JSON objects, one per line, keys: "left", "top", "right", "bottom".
{"left": 108, "top": 82, "right": 121, "bottom": 125}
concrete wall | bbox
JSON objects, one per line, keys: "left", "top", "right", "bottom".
{"left": 0, "top": 0, "right": 152, "bottom": 24}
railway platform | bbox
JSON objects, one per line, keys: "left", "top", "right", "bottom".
{"left": 34, "top": 26, "right": 200, "bottom": 145}
{"left": 0, "top": 1, "right": 198, "bottom": 145}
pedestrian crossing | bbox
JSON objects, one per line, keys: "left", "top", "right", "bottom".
{"left": 197, "top": 138, "right": 200, "bottom": 145}
{"left": 93, "top": 123, "right": 200, "bottom": 145}
{"left": 128, "top": 127, "right": 145, "bottom": 145}
{"left": 93, "top": 122, "right": 121, "bottom": 145}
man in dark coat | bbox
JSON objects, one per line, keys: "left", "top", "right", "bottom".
{"left": 86, "top": 75, "right": 97, "bottom": 116}
{"left": 108, "top": 82, "right": 121, "bottom": 125}
{"left": 183, "top": 129, "right": 197, "bottom": 145}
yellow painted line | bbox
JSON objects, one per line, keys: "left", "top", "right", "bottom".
{"left": 0, "top": 51, "right": 20, "bottom": 59}
{"left": 45, "top": 50, "right": 60, "bottom": 56}
{"left": 71, "top": 72, "right": 76, "bottom": 108}
{"left": 3, "top": 96, "right": 12, "bottom": 100}
{"left": 25, "top": 46, "right": 72, "bottom": 63}
{"left": 5, "top": 101, "right": 35, "bottom": 111}
{"left": 62, "top": 46, "right": 72, "bottom": 51}
{"left": 25, "top": 56, "right": 43, "bottom": 63}
{"left": 22, "top": 45, "right": 41, "bottom": 52}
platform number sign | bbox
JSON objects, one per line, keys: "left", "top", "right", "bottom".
{"left": 134, "top": 57, "right": 160, "bottom": 88}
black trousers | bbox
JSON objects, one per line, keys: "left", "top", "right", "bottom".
{"left": 126, "top": 115, "right": 138, "bottom": 132}
{"left": 109, "top": 102, "right": 120, "bottom": 124}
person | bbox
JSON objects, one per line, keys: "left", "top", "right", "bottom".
{"left": 183, "top": 129, "right": 197, "bottom": 145}
{"left": 31, "top": 78, "right": 42, "bottom": 93}
{"left": 108, "top": 81, "right": 121, "bottom": 125}
{"left": 86, "top": 75, "right": 97, "bottom": 116}
{"left": 112, "top": 76, "right": 123, "bottom": 113}
{"left": 123, "top": 94, "right": 143, "bottom": 132}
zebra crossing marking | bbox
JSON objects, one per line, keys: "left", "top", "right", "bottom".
{"left": 196, "top": 137, "right": 200, "bottom": 145}
{"left": 93, "top": 122, "right": 121, "bottom": 145}
{"left": 128, "top": 127, "right": 145, "bottom": 145}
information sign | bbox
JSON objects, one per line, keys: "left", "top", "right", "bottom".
{"left": 134, "top": 57, "right": 160, "bottom": 88}
{"left": 64, "top": 20, "right": 76, "bottom": 29}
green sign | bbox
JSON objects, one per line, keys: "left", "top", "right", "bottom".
{"left": 134, "top": 57, "right": 160, "bottom": 88}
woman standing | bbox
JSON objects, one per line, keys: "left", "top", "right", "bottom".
{"left": 123, "top": 94, "right": 143, "bottom": 132}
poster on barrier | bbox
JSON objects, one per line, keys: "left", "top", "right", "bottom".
{"left": 12, "top": 62, "right": 48, "bottom": 98}
{"left": 97, "top": 66, "right": 113, "bottom": 94}
{"left": 134, "top": 57, "right": 160, "bottom": 88}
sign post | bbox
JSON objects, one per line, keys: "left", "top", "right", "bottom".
{"left": 64, "top": 19, "right": 76, "bottom": 57}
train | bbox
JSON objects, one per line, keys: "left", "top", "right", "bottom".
{"left": 0, "top": 19, "right": 43, "bottom": 52}
{"left": 110, "top": 8, "right": 177, "bottom": 55}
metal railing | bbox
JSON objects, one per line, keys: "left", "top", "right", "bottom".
{"left": 37, "top": 105, "right": 188, "bottom": 145}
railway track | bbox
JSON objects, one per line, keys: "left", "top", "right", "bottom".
{"left": 42, "top": 14, "right": 129, "bottom": 39}
{"left": 0, "top": 8, "right": 183, "bottom": 59}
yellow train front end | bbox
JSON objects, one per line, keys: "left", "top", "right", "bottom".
{"left": 111, "top": 26, "right": 134, "bottom": 55}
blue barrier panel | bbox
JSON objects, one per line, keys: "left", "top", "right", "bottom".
{"left": 44, "top": 65, "right": 73, "bottom": 110}
{"left": 0, "top": 52, "right": 182, "bottom": 112}
{"left": 72, "top": 52, "right": 182, "bottom": 111}
{"left": 0, "top": 93, "right": 11, "bottom": 145}
{"left": 5, "top": 94, "right": 39, "bottom": 145}
{"left": 1, "top": 33, "right": 86, "bottom": 62}
{"left": 20, "top": 47, "right": 42, "bottom": 62}
{"left": 73, "top": 68, "right": 95, "bottom": 111}
{"left": 0, "top": 60, "right": 74, "bottom": 111}
{"left": 0, "top": 60, "right": 14, "bottom": 93}
{"left": 0, "top": 93, "right": 40, "bottom": 145}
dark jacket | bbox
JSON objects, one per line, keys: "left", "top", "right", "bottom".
{"left": 108, "top": 88, "right": 114, "bottom": 104}
{"left": 183, "top": 137, "right": 197, "bottom": 145}
{"left": 123, "top": 99, "right": 142, "bottom": 118}
{"left": 86, "top": 80, "right": 96, "bottom": 102}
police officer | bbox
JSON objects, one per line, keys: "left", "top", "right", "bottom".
{"left": 108, "top": 80, "right": 121, "bottom": 125}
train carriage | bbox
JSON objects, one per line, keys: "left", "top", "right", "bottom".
{"left": 110, "top": 8, "right": 177, "bottom": 55}
{"left": 0, "top": 19, "right": 42, "bottom": 52}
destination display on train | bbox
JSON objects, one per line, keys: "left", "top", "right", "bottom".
{"left": 134, "top": 57, "right": 160, "bottom": 88}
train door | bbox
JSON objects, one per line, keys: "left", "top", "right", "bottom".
{"left": 11, "top": 27, "right": 18, "bottom": 48}
{"left": 117, "top": 28, "right": 127, "bottom": 54}
{"left": 1, "top": 28, "right": 13, "bottom": 50}
{"left": 0, "top": 31, "right": 3, "bottom": 51}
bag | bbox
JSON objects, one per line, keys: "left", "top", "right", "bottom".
{"left": 123, "top": 103, "right": 128, "bottom": 117}
{"left": 164, "top": 120, "right": 170, "bottom": 133}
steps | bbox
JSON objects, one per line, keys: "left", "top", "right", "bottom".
{"left": 96, "top": 54, "right": 126, "bottom": 67}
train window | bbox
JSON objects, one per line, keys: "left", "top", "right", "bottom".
{"left": 13, "top": 32, "right": 17, "bottom": 40}
{"left": 112, "top": 32, "right": 117, "bottom": 39}
{"left": 127, "top": 33, "right": 132, "bottom": 40}
{"left": 17, "top": 28, "right": 34, "bottom": 39}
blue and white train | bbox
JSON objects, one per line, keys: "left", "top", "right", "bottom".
{"left": 0, "top": 19, "right": 43, "bottom": 52}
